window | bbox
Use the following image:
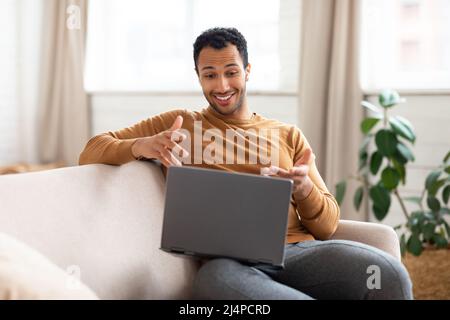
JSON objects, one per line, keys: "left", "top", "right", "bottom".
{"left": 84, "top": 0, "right": 300, "bottom": 92}
{"left": 361, "top": 0, "right": 450, "bottom": 90}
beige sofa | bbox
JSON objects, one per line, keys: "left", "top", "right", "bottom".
{"left": 0, "top": 161, "right": 401, "bottom": 299}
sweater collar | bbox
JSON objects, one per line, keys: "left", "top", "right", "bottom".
{"left": 203, "top": 106, "right": 259, "bottom": 125}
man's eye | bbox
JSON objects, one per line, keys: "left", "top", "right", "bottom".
{"left": 204, "top": 74, "right": 215, "bottom": 79}
{"left": 227, "top": 71, "right": 238, "bottom": 76}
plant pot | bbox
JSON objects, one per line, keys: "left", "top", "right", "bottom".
{"left": 402, "top": 247, "right": 450, "bottom": 300}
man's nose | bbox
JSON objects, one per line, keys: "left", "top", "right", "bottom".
{"left": 216, "top": 76, "right": 231, "bottom": 93}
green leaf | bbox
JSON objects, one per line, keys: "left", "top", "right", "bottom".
{"left": 369, "top": 185, "right": 391, "bottom": 220}
{"left": 373, "top": 203, "right": 388, "bottom": 221}
{"left": 354, "top": 186, "right": 364, "bottom": 211}
{"left": 361, "top": 101, "right": 383, "bottom": 114}
{"left": 428, "top": 178, "right": 446, "bottom": 197}
{"left": 389, "top": 116, "right": 416, "bottom": 143}
{"left": 422, "top": 222, "right": 436, "bottom": 241}
{"left": 407, "top": 234, "right": 423, "bottom": 256}
{"left": 395, "top": 116, "right": 415, "bottom": 142}
{"left": 396, "top": 142, "right": 415, "bottom": 162}
{"left": 426, "top": 196, "right": 441, "bottom": 212}
{"left": 335, "top": 181, "right": 346, "bottom": 206}
{"left": 443, "top": 185, "right": 450, "bottom": 204}
{"left": 408, "top": 212, "right": 423, "bottom": 234}
{"left": 424, "top": 211, "right": 436, "bottom": 221}
{"left": 445, "top": 166, "right": 450, "bottom": 174}
{"left": 392, "top": 149, "right": 408, "bottom": 165}
{"left": 378, "top": 89, "right": 404, "bottom": 108}
{"left": 375, "top": 129, "right": 398, "bottom": 157}
{"left": 369, "top": 151, "right": 383, "bottom": 175}
{"left": 403, "top": 196, "right": 422, "bottom": 205}
{"left": 425, "top": 170, "right": 442, "bottom": 191}
{"left": 389, "top": 117, "right": 416, "bottom": 143}
{"left": 381, "top": 167, "right": 401, "bottom": 190}
{"left": 391, "top": 158, "right": 406, "bottom": 184}
{"left": 443, "top": 220, "right": 450, "bottom": 238}
{"left": 432, "top": 234, "right": 448, "bottom": 249}
{"left": 438, "top": 226, "right": 447, "bottom": 237}
{"left": 359, "top": 151, "right": 368, "bottom": 171}
{"left": 361, "top": 118, "right": 380, "bottom": 134}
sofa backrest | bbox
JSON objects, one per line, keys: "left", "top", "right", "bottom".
{"left": 0, "top": 161, "right": 198, "bottom": 299}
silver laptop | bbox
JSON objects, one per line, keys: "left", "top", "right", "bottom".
{"left": 160, "top": 166, "right": 292, "bottom": 268}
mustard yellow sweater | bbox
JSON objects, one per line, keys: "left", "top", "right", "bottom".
{"left": 79, "top": 107, "right": 340, "bottom": 243}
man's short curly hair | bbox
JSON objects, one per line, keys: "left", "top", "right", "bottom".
{"left": 193, "top": 27, "right": 248, "bottom": 74}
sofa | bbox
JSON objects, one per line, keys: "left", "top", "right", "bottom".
{"left": 0, "top": 161, "right": 401, "bottom": 299}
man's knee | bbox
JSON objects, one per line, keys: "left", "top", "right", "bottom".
{"left": 331, "top": 240, "right": 413, "bottom": 299}
{"left": 193, "top": 258, "right": 249, "bottom": 300}
{"left": 365, "top": 255, "right": 413, "bottom": 300}
{"left": 289, "top": 240, "right": 413, "bottom": 299}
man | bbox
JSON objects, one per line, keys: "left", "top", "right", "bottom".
{"left": 79, "top": 27, "right": 412, "bottom": 299}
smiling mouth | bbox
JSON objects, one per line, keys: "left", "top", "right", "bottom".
{"left": 213, "top": 93, "right": 235, "bottom": 105}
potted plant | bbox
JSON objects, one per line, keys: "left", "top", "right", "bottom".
{"left": 335, "top": 89, "right": 450, "bottom": 299}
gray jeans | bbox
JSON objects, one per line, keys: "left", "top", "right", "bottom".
{"left": 193, "top": 239, "right": 413, "bottom": 300}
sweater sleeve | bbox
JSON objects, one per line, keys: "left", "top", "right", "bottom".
{"left": 291, "top": 128, "right": 340, "bottom": 240}
{"left": 79, "top": 109, "right": 186, "bottom": 165}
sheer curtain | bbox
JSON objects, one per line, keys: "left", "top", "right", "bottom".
{"left": 299, "top": 0, "right": 365, "bottom": 221}
{"left": 37, "top": 0, "right": 90, "bottom": 166}
{"left": 0, "top": 0, "right": 43, "bottom": 166}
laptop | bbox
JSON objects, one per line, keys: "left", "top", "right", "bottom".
{"left": 160, "top": 166, "right": 293, "bottom": 268}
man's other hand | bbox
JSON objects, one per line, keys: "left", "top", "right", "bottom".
{"left": 131, "top": 115, "right": 189, "bottom": 167}
{"left": 261, "top": 148, "right": 315, "bottom": 201}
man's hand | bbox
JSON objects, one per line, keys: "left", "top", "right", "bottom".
{"left": 131, "top": 115, "right": 189, "bottom": 168}
{"left": 261, "top": 148, "right": 315, "bottom": 201}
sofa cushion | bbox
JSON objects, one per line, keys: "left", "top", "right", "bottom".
{"left": 0, "top": 233, "right": 98, "bottom": 299}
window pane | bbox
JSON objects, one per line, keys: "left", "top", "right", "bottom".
{"left": 361, "top": 0, "right": 450, "bottom": 90}
{"left": 84, "top": 0, "right": 299, "bottom": 92}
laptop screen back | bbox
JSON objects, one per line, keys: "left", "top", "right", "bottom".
{"left": 160, "top": 166, "right": 292, "bottom": 267}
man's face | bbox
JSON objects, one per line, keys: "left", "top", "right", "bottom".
{"left": 197, "top": 44, "right": 251, "bottom": 116}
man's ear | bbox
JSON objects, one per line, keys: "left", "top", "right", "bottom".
{"left": 245, "top": 63, "right": 251, "bottom": 81}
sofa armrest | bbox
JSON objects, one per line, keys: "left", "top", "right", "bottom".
{"left": 330, "top": 220, "right": 401, "bottom": 261}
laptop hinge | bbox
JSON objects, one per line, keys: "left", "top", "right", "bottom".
{"left": 257, "top": 258, "right": 274, "bottom": 265}
{"left": 245, "top": 258, "right": 274, "bottom": 265}
{"left": 170, "top": 247, "right": 185, "bottom": 254}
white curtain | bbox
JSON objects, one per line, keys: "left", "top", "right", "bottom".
{"left": 37, "top": 0, "right": 89, "bottom": 166}
{"left": 0, "top": 0, "right": 43, "bottom": 166}
{"left": 299, "top": 0, "right": 365, "bottom": 220}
